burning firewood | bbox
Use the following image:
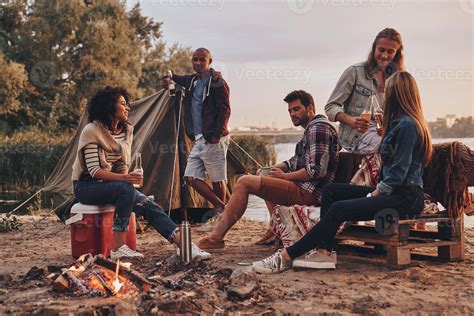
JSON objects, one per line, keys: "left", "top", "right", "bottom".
{"left": 94, "top": 255, "right": 152, "bottom": 292}
{"left": 90, "top": 271, "right": 114, "bottom": 296}
{"left": 51, "top": 253, "right": 152, "bottom": 297}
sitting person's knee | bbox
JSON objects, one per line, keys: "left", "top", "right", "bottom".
{"left": 118, "top": 181, "right": 135, "bottom": 196}
{"left": 236, "top": 175, "right": 252, "bottom": 187}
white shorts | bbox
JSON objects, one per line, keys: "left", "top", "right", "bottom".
{"left": 184, "top": 135, "right": 229, "bottom": 182}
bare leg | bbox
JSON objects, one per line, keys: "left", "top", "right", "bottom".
{"left": 113, "top": 232, "right": 127, "bottom": 251}
{"left": 185, "top": 177, "right": 225, "bottom": 209}
{"left": 254, "top": 200, "right": 278, "bottom": 244}
{"left": 210, "top": 175, "right": 261, "bottom": 241}
{"left": 212, "top": 181, "right": 226, "bottom": 212}
{"left": 173, "top": 231, "right": 181, "bottom": 247}
{"left": 265, "top": 200, "right": 276, "bottom": 217}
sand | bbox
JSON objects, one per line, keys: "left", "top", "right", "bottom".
{"left": 0, "top": 212, "right": 473, "bottom": 315}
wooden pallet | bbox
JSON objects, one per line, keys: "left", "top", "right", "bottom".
{"left": 336, "top": 212, "right": 464, "bottom": 268}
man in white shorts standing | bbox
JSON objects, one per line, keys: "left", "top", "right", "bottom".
{"left": 162, "top": 48, "right": 231, "bottom": 230}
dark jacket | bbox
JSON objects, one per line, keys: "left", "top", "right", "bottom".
{"left": 173, "top": 68, "right": 231, "bottom": 143}
{"left": 377, "top": 115, "right": 424, "bottom": 194}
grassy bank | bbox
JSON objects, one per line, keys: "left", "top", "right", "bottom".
{"left": 0, "top": 130, "right": 73, "bottom": 190}
{"left": 1, "top": 132, "right": 275, "bottom": 190}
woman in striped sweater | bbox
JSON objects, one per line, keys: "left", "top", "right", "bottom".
{"left": 72, "top": 86, "right": 210, "bottom": 260}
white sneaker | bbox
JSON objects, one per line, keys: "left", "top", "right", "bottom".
{"left": 252, "top": 250, "right": 291, "bottom": 274}
{"left": 196, "top": 212, "right": 222, "bottom": 232}
{"left": 293, "top": 249, "right": 337, "bottom": 269}
{"left": 110, "top": 245, "right": 144, "bottom": 260}
{"left": 176, "top": 243, "right": 212, "bottom": 260}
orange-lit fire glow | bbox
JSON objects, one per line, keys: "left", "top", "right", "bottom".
{"left": 112, "top": 259, "right": 124, "bottom": 294}
{"left": 51, "top": 254, "right": 149, "bottom": 298}
{"left": 76, "top": 263, "right": 137, "bottom": 297}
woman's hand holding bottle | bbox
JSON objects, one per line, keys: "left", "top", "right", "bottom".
{"left": 124, "top": 172, "right": 143, "bottom": 186}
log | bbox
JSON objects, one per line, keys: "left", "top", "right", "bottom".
{"left": 52, "top": 274, "right": 70, "bottom": 291}
{"left": 91, "top": 271, "right": 114, "bottom": 296}
{"left": 94, "top": 255, "right": 152, "bottom": 292}
{"left": 64, "top": 270, "right": 89, "bottom": 295}
{"left": 69, "top": 253, "right": 97, "bottom": 275}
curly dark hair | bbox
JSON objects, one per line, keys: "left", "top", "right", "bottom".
{"left": 87, "top": 86, "right": 130, "bottom": 128}
{"left": 283, "top": 90, "right": 314, "bottom": 108}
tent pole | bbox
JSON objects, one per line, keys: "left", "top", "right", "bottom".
{"left": 7, "top": 188, "right": 44, "bottom": 216}
{"left": 175, "top": 87, "right": 192, "bottom": 263}
{"left": 175, "top": 87, "right": 188, "bottom": 222}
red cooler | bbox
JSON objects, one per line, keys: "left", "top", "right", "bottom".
{"left": 68, "top": 203, "right": 137, "bottom": 258}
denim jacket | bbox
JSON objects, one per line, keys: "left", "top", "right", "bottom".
{"left": 325, "top": 63, "right": 384, "bottom": 152}
{"left": 376, "top": 115, "right": 424, "bottom": 195}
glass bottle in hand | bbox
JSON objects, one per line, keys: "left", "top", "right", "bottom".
{"left": 132, "top": 152, "right": 143, "bottom": 188}
{"left": 371, "top": 95, "right": 383, "bottom": 129}
{"left": 359, "top": 98, "right": 372, "bottom": 133}
{"left": 167, "top": 70, "right": 176, "bottom": 97}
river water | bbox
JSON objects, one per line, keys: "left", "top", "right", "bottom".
{"left": 243, "top": 138, "right": 474, "bottom": 228}
{"left": 2, "top": 138, "right": 473, "bottom": 228}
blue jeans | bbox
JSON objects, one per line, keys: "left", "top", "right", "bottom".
{"left": 73, "top": 181, "right": 177, "bottom": 240}
{"left": 286, "top": 183, "right": 424, "bottom": 259}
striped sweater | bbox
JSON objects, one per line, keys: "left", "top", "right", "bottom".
{"left": 71, "top": 121, "right": 133, "bottom": 181}
{"left": 83, "top": 132, "right": 127, "bottom": 177}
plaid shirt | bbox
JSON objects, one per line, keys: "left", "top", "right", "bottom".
{"left": 284, "top": 115, "right": 339, "bottom": 203}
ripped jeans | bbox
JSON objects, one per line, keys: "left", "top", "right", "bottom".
{"left": 73, "top": 181, "right": 177, "bottom": 241}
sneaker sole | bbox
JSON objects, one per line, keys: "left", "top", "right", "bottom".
{"left": 252, "top": 263, "right": 288, "bottom": 274}
{"left": 193, "top": 254, "right": 212, "bottom": 260}
{"left": 292, "top": 260, "right": 336, "bottom": 269}
{"left": 110, "top": 254, "right": 144, "bottom": 261}
{"left": 252, "top": 264, "right": 275, "bottom": 274}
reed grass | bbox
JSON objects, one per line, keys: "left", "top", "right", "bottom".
{"left": 0, "top": 129, "right": 73, "bottom": 190}
{"left": 229, "top": 135, "right": 276, "bottom": 174}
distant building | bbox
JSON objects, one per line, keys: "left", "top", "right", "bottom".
{"left": 446, "top": 114, "right": 456, "bottom": 128}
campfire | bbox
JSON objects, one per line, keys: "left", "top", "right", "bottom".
{"left": 48, "top": 254, "right": 151, "bottom": 297}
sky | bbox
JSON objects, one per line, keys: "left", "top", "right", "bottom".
{"left": 129, "top": 0, "right": 473, "bottom": 129}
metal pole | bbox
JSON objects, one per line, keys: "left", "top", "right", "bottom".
{"left": 174, "top": 88, "right": 192, "bottom": 263}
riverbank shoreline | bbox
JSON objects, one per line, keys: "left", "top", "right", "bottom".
{"left": 0, "top": 213, "right": 473, "bottom": 314}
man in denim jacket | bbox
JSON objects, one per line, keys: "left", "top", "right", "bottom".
{"left": 325, "top": 28, "right": 405, "bottom": 154}
{"left": 325, "top": 63, "right": 383, "bottom": 154}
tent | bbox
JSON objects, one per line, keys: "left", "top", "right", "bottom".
{"left": 42, "top": 89, "right": 247, "bottom": 221}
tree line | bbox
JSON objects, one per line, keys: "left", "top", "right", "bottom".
{"left": 0, "top": 0, "right": 193, "bottom": 134}
{"left": 428, "top": 117, "right": 474, "bottom": 139}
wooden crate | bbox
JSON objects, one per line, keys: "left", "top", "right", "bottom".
{"left": 336, "top": 212, "right": 464, "bottom": 268}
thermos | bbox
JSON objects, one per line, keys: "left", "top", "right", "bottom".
{"left": 179, "top": 221, "right": 192, "bottom": 263}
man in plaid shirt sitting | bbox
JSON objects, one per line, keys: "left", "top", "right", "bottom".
{"left": 198, "top": 90, "right": 339, "bottom": 251}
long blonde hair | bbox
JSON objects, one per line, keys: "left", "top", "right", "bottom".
{"left": 365, "top": 28, "right": 405, "bottom": 76}
{"left": 382, "top": 71, "right": 432, "bottom": 166}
